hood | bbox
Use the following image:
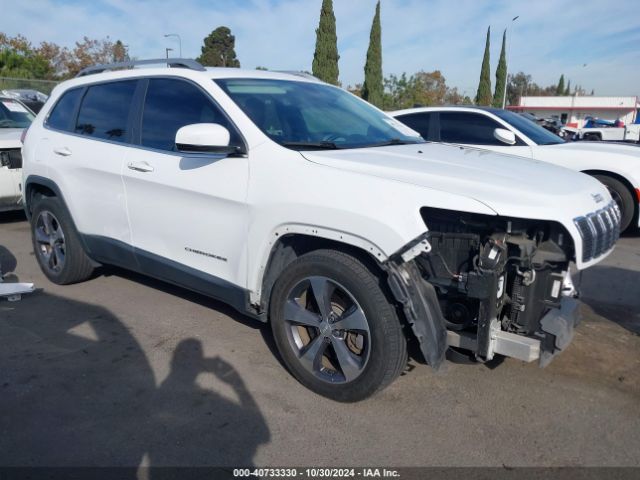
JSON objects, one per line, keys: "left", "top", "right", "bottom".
{"left": 0, "top": 128, "right": 23, "bottom": 149}
{"left": 301, "top": 143, "right": 611, "bottom": 222}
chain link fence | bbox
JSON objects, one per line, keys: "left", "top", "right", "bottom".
{"left": 0, "top": 77, "right": 60, "bottom": 96}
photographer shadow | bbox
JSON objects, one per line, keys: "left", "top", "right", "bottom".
{"left": 0, "top": 284, "right": 269, "bottom": 473}
{"left": 146, "top": 339, "right": 270, "bottom": 471}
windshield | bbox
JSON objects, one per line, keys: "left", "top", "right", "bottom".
{"left": 215, "top": 78, "right": 424, "bottom": 150}
{"left": 0, "top": 98, "right": 34, "bottom": 128}
{"left": 492, "top": 109, "right": 564, "bottom": 145}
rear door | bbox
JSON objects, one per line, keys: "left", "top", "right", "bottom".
{"left": 393, "top": 112, "right": 437, "bottom": 141}
{"left": 43, "top": 80, "right": 138, "bottom": 263}
{"left": 121, "top": 77, "right": 250, "bottom": 287}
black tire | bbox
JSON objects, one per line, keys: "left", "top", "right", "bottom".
{"left": 269, "top": 249, "right": 407, "bottom": 402}
{"left": 593, "top": 175, "right": 635, "bottom": 232}
{"left": 30, "top": 196, "right": 95, "bottom": 285}
{"left": 584, "top": 133, "right": 601, "bottom": 141}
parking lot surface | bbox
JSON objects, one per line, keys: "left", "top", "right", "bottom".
{"left": 1, "top": 211, "right": 639, "bottom": 467}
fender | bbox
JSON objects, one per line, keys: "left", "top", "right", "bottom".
{"left": 248, "top": 223, "right": 389, "bottom": 304}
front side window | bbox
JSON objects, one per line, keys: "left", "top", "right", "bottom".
{"left": 141, "top": 78, "right": 239, "bottom": 152}
{"left": 0, "top": 98, "right": 34, "bottom": 128}
{"left": 215, "top": 78, "right": 423, "bottom": 150}
{"left": 439, "top": 112, "right": 505, "bottom": 145}
{"left": 46, "top": 88, "right": 82, "bottom": 131}
{"left": 75, "top": 80, "right": 137, "bottom": 142}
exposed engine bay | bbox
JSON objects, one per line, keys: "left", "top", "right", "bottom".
{"left": 388, "top": 207, "right": 582, "bottom": 368}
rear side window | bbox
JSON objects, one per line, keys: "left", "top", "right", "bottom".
{"left": 395, "top": 113, "right": 432, "bottom": 140}
{"left": 141, "top": 78, "right": 239, "bottom": 152}
{"left": 46, "top": 88, "right": 82, "bottom": 131}
{"left": 75, "top": 81, "right": 137, "bottom": 142}
{"left": 439, "top": 112, "right": 503, "bottom": 145}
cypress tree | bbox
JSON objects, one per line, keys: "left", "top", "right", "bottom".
{"left": 492, "top": 29, "right": 507, "bottom": 107}
{"left": 564, "top": 80, "right": 571, "bottom": 96}
{"left": 312, "top": 0, "right": 340, "bottom": 85}
{"left": 362, "top": 1, "right": 383, "bottom": 107}
{"left": 475, "top": 26, "right": 492, "bottom": 106}
{"left": 556, "top": 74, "right": 565, "bottom": 95}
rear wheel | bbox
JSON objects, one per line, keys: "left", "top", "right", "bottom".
{"left": 593, "top": 175, "right": 635, "bottom": 232}
{"left": 31, "top": 196, "right": 95, "bottom": 284}
{"left": 269, "top": 249, "right": 407, "bottom": 402}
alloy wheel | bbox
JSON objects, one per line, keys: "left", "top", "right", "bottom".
{"left": 34, "top": 210, "right": 66, "bottom": 274}
{"left": 284, "top": 276, "right": 371, "bottom": 384}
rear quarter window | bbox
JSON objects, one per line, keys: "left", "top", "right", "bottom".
{"left": 46, "top": 88, "right": 83, "bottom": 131}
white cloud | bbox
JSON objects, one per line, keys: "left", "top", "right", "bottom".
{"left": 3, "top": 0, "right": 639, "bottom": 95}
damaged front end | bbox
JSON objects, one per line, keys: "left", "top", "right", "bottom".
{"left": 385, "top": 207, "right": 596, "bottom": 369}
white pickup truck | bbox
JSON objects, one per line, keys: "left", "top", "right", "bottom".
{"left": 0, "top": 96, "right": 33, "bottom": 212}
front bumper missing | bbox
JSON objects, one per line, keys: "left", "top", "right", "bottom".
{"left": 447, "top": 296, "right": 581, "bottom": 366}
{"left": 385, "top": 233, "right": 448, "bottom": 369}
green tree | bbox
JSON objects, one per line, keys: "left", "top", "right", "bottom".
{"left": 564, "top": 80, "right": 571, "bottom": 96}
{"left": 112, "top": 40, "right": 129, "bottom": 63}
{"left": 312, "top": 0, "right": 339, "bottom": 85}
{"left": 475, "top": 26, "right": 492, "bottom": 106}
{"left": 492, "top": 29, "right": 507, "bottom": 107}
{"left": 381, "top": 70, "right": 453, "bottom": 110}
{"left": 556, "top": 74, "right": 565, "bottom": 95}
{"left": 196, "top": 27, "right": 240, "bottom": 67}
{"left": 362, "top": 1, "right": 383, "bottom": 107}
{"left": 0, "top": 33, "right": 56, "bottom": 79}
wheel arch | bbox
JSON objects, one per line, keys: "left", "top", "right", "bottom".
{"left": 24, "top": 175, "right": 64, "bottom": 220}
{"left": 23, "top": 175, "right": 98, "bottom": 263}
{"left": 582, "top": 169, "right": 639, "bottom": 223}
{"left": 256, "top": 232, "right": 388, "bottom": 318}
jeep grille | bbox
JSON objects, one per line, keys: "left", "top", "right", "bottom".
{"left": 573, "top": 202, "right": 621, "bottom": 262}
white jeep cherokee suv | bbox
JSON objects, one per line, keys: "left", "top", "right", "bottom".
{"left": 22, "top": 59, "right": 620, "bottom": 401}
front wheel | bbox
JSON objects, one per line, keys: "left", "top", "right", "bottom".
{"left": 593, "top": 175, "right": 635, "bottom": 232}
{"left": 269, "top": 249, "right": 407, "bottom": 402}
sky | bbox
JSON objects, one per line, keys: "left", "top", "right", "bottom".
{"left": 3, "top": 0, "right": 640, "bottom": 96}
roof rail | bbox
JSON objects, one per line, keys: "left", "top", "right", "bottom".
{"left": 76, "top": 58, "right": 206, "bottom": 77}
{"left": 274, "top": 71, "right": 322, "bottom": 82}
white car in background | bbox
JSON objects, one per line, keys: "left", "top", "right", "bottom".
{"left": 391, "top": 106, "right": 640, "bottom": 232}
{"left": 0, "top": 95, "right": 34, "bottom": 212}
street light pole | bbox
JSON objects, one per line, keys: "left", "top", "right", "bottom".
{"left": 164, "top": 34, "right": 182, "bottom": 57}
{"left": 502, "top": 15, "right": 519, "bottom": 109}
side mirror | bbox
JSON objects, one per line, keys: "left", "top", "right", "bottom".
{"left": 493, "top": 128, "right": 517, "bottom": 145}
{"left": 175, "top": 123, "right": 239, "bottom": 154}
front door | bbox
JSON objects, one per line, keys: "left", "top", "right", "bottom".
{"left": 438, "top": 111, "right": 533, "bottom": 158}
{"left": 121, "top": 77, "right": 250, "bottom": 289}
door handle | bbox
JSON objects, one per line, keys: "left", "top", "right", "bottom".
{"left": 53, "top": 147, "right": 72, "bottom": 157}
{"left": 127, "top": 161, "right": 154, "bottom": 173}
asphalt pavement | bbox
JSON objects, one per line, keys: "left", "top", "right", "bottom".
{"left": 1, "top": 211, "right": 639, "bottom": 468}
